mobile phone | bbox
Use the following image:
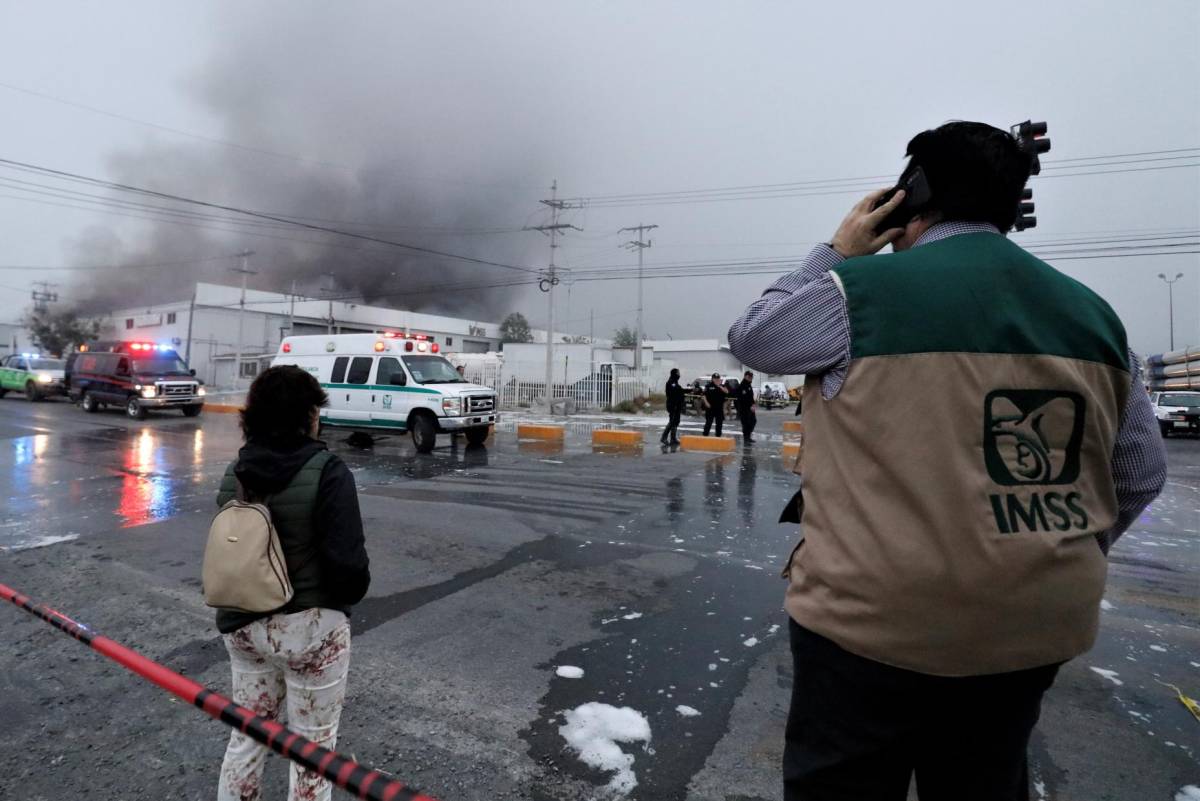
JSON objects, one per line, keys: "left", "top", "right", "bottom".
{"left": 873, "top": 166, "right": 933, "bottom": 234}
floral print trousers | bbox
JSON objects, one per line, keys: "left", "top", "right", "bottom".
{"left": 217, "top": 608, "right": 351, "bottom": 801}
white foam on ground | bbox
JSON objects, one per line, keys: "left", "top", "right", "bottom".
{"left": 1175, "top": 786, "right": 1200, "bottom": 801}
{"left": 559, "top": 703, "right": 652, "bottom": 795}
{"left": 1100, "top": 599, "right": 1115, "bottom": 611}
{"left": 622, "top": 612, "right": 643, "bottom": 620}
{"left": 556, "top": 666, "right": 585, "bottom": 679}
{"left": 743, "top": 637, "right": 759, "bottom": 647}
{"left": 1090, "top": 667, "right": 1124, "bottom": 686}
{"left": 675, "top": 705, "right": 701, "bottom": 717}
{"left": 3, "top": 533, "right": 79, "bottom": 552}
{"left": 1151, "top": 645, "right": 1168, "bottom": 652}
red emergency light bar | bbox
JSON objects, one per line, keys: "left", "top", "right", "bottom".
{"left": 381, "top": 331, "right": 430, "bottom": 341}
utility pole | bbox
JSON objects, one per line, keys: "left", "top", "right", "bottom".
{"left": 525, "top": 180, "right": 582, "bottom": 404}
{"left": 619, "top": 224, "right": 658, "bottom": 371}
{"left": 30, "top": 281, "right": 59, "bottom": 314}
{"left": 1159, "top": 272, "right": 1184, "bottom": 351}
{"left": 322, "top": 272, "right": 336, "bottom": 334}
{"left": 288, "top": 278, "right": 297, "bottom": 336}
{"left": 230, "top": 250, "right": 257, "bottom": 387}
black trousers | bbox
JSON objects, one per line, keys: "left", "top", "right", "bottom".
{"left": 703, "top": 409, "right": 723, "bottom": 437}
{"left": 662, "top": 407, "right": 682, "bottom": 442}
{"left": 784, "top": 621, "right": 1059, "bottom": 801}
{"left": 739, "top": 408, "right": 756, "bottom": 438}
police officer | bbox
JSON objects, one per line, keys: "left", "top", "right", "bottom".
{"left": 702, "top": 372, "right": 728, "bottom": 437}
{"left": 734, "top": 370, "right": 757, "bottom": 443}
{"left": 661, "top": 368, "right": 685, "bottom": 445}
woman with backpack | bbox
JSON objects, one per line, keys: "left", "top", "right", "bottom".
{"left": 212, "top": 365, "right": 371, "bottom": 801}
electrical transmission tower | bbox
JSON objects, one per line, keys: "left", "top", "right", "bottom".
{"left": 524, "top": 180, "right": 583, "bottom": 404}
{"left": 619, "top": 224, "right": 658, "bottom": 371}
{"left": 30, "top": 281, "right": 59, "bottom": 314}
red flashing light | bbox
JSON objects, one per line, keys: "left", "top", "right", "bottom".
{"left": 382, "top": 331, "right": 399, "bottom": 338}
{"left": 414, "top": 334, "right": 428, "bottom": 341}
{"left": 405, "top": 341, "right": 414, "bottom": 352}
{"left": 282, "top": 343, "right": 292, "bottom": 353}
{"left": 431, "top": 343, "right": 440, "bottom": 353}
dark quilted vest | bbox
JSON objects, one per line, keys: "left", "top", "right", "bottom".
{"left": 214, "top": 451, "right": 335, "bottom": 631}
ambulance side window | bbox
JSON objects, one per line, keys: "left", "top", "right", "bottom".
{"left": 330, "top": 356, "right": 349, "bottom": 383}
{"left": 346, "top": 357, "right": 373, "bottom": 385}
{"left": 377, "top": 357, "right": 405, "bottom": 386}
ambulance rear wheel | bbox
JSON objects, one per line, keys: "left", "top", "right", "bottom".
{"left": 411, "top": 414, "right": 437, "bottom": 454}
{"left": 465, "top": 426, "right": 490, "bottom": 446}
{"left": 81, "top": 392, "right": 98, "bottom": 413}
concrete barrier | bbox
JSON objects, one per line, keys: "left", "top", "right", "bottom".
{"left": 781, "top": 441, "right": 802, "bottom": 459}
{"left": 782, "top": 420, "right": 805, "bottom": 434}
{"left": 679, "top": 435, "right": 736, "bottom": 452}
{"left": 204, "top": 403, "right": 242, "bottom": 415}
{"left": 592, "top": 429, "right": 643, "bottom": 447}
{"left": 518, "top": 424, "right": 566, "bottom": 441}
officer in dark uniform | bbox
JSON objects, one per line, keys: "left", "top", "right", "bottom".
{"left": 661, "top": 368, "right": 685, "bottom": 445}
{"left": 734, "top": 371, "right": 757, "bottom": 443}
{"left": 702, "top": 372, "right": 729, "bottom": 437}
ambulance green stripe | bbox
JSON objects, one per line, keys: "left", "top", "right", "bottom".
{"left": 321, "top": 417, "right": 409, "bottom": 430}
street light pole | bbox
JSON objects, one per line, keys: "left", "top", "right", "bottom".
{"left": 1158, "top": 272, "right": 1184, "bottom": 351}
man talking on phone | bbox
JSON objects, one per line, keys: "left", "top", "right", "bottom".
{"left": 728, "top": 121, "right": 1165, "bottom": 801}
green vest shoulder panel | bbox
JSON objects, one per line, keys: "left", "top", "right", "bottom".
{"left": 834, "top": 233, "right": 1129, "bottom": 371}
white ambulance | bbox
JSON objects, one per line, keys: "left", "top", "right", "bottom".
{"left": 272, "top": 332, "right": 498, "bottom": 452}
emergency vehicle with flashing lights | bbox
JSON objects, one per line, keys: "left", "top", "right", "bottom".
{"left": 64, "top": 341, "right": 206, "bottom": 419}
{"left": 272, "top": 332, "right": 498, "bottom": 453}
{"left": 0, "top": 353, "right": 67, "bottom": 401}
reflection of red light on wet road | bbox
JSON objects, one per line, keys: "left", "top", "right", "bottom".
{"left": 117, "top": 430, "right": 173, "bottom": 528}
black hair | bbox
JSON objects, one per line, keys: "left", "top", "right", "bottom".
{"left": 240, "top": 365, "right": 329, "bottom": 443}
{"left": 902, "top": 121, "right": 1032, "bottom": 231}
{"left": 669, "top": 367, "right": 680, "bottom": 378}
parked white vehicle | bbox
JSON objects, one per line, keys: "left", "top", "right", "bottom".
{"left": 1150, "top": 390, "right": 1200, "bottom": 437}
{"left": 272, "top": 333, "right": 498, "bottom": 452}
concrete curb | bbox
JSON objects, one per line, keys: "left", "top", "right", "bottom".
{"left": 517, "top": 424, "right": 565, "bottom": 441}
{"left": 679, "top": 435, "right": 736, "bottom": 452}
{"left": 592, "top": 429, "right": 643, "bottom": 447}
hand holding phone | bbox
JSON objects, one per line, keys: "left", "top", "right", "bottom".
{"left": 829, "top": 188, "right": 910, "bottom": 258}
{"left": 872, "top": 166, "right": 933, "bottom": 234}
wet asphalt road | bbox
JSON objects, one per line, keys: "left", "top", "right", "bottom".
{"left": 0, "top": 397, "right": 1195, "bottom": 800}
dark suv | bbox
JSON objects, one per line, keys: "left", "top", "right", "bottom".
{"left": 65, "top": 342, "right": 206, "bottom": 419}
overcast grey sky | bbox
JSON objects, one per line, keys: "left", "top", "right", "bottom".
{"left": 1, "top": 1, "right": 1196, "bottom": 356}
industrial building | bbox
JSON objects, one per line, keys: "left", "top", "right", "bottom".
{"left": 96, "top": 282, "right": 527, "bottom": 389}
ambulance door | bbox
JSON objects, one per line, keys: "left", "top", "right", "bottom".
{"left": 339, "top": 356, "right": 375, "bottom": 423}
{"left": 372, "top": 356, "right": 410, "bottom": 430}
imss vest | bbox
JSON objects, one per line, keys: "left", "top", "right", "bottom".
{"left": 786, "top": 233, "right": 1130, "bottom": 676}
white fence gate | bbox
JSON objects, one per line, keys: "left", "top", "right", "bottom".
{"left": 457, "top": 360, "right": 660, "bottom": 412}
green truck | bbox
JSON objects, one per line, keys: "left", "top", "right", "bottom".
{"left": 0, "top": 353, "right": 67, "bottom": 401}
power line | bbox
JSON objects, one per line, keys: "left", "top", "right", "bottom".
{"left": 0, "top": 157, "right": 539, "bottom": 274}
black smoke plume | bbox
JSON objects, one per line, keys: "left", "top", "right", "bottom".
{"left": 66, "top": 4, "right": 551, "bottom": 321}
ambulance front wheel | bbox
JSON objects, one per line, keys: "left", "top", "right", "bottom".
{"left": 411, "top": 414, "right": 437, "bottom": 454}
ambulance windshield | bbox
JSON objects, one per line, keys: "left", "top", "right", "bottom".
{"left": 402, "top": 355, "right": 465, "bottom": 384}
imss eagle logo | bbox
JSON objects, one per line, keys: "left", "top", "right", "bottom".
{"left": 983, "top": 390, "right": 1089, "bottom": 533}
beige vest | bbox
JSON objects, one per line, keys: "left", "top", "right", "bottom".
{"left": 785, "top": 234, "right": 1130, "bottom": 676}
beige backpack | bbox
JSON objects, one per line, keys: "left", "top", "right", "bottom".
{"left": 202, "top": 484, "right": 293, "bottom": 612}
